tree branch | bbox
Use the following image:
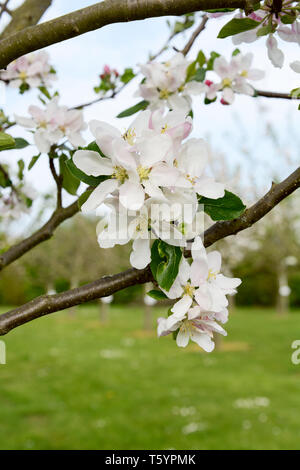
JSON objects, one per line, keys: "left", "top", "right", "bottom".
{"left": 1, "top": 165, "right": 299, "bottom": 336}
{"left": 1, "top": 0, "right": 52, "bottom": 39}
{"left": 256, "top": 90, "right": 300, "bottom": 100}
{"left": 0, "top": 0, "right": 252, "bottom": 69}
{"left": 0, "top": 192, "right": 89, "bottom": 272}
{"left": 181, "top": 15, "right": 209, "bottom": 56}
{"left": 49, "top": 156, "right": 63, "bottom": 209}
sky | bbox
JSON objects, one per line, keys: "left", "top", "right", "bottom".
{"left": 0, "top": 0, "right": 300, "bottom": 218}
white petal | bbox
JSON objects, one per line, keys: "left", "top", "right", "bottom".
{"left": 190, "top": 259, "right": 209, "bottom": 287}
{"left": 171, "top": 295, "right": 193, "bottom": 316}
{"left": 195, "top": 177, "right": 225, "bottom": 199}
{"left": 290, "top": 61, "right": 300, "bottom": 74}
{"left": 176, "top": 328, "right": 190, "bottom": 348}
{"left": 207, "top": 251, "right": 222, "bottom": 274}
{"left": 119, "top": 181, "right": 145, "bottom": 210}
{"left": 81, "top": 179, "right": 118, "bottom": 213}
{"left": 191, "top": 331, "right": 215, "bottom": 352}
{"left": 130, "top": 238, "right": 151, "bottom": 270}
{"left": 73, "top": 150, "right": 113, "bottom": 176}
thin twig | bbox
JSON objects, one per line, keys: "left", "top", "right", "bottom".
{"left": 49, "top": 156, "right": 62, "bottom": 209}
{"left": 181, "top": 15, "right": 209, "bottom": 56}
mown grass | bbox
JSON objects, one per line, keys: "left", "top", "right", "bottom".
{"left": 0, "top": 304, "right": 300, "bottom": 450}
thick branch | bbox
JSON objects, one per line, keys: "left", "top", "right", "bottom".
{"left": 0, "top": 197, "right": 83, "bottom": 272}
{"left": 1, "top": 165, "right": 299, "bottom": 336}
{"left": 0, "top": 267, "right": 153, "bottom": 335}
{"left": 1, "top": 0, "right": 52, "bottom": 39}
{"left": 0, "top": 0, "right": 251, "bottom": 69}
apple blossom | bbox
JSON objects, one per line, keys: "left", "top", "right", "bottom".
{"left": 157, "top": 306, "right": 227, "bottom": 351}
{"left": 15, "top": 97, "right": 87, "bottom": 153}
{"left": 0, "top": 51, "right": 56, "bottom": 91}
{"left": 137, "top": 52, "right": 206, "bottom": 112}
{"left": 211, "top": 53, "right": 265, "bottom": 104}
{"left": 73, "top": 109, "right": 192, "bottom": 212}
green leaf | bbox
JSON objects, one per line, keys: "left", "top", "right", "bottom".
{"left": 291, "top": 87, "right": 300, "bottom": 98}
{"left": 150, "top": 240, "right": 182, "bottom": 291}
{"left": 198, "top": 190, "right": 246, "bottom": 221}
{"left": 14, "top": 137, "right": 30, "bottom": 149}
{"left": 59, "top": 155, "right": 81, "bottom": 196}
{"left": 66, "top": 158, "right": 109, "bottom": 187}
{"left": 186, "top": 60, "right": 197, "bottom": 82}
{"left": 205, "top": 8, "right": 236, "bottom": 12}
{"left": 38, "top": 86, "right": 52, "bottom": 100}
{"left": 28, "top": 154, "right": 41, "bottom": 170}
{"left": 218, "top": 18, "right": 259, "bottom": 39}
{"left": 256, "top": 22, "right": 276, "bottom": 37}
{"left": 193, "top": 68, "right": 206, "bottom": 82}
{"left": 117, "top": 100, "right": 149, "bottom": 118}
{"left": 0, "top": 168, "right": 11, "bottom": 188}
{"left": 78, "top": 189, "right": 94, "bottom": 210}
{"left": 147, "top": 290, "right": 168, "bottom": 300}
{"left": 197, "top": 50, "right": 206, "bottom": 67}
{"left": 232, "top": 48, "right": 241, "bottom": 56}
{"left": 80, "top": 140, "right": 107, "bottom": 159}
{"left": 121, "top": 68, "right": 135, "bottom": 84}
{"left": 281, "top": 15, "right": 296, "bottom": 24}
{"left": 207, "top": 51, "right": 221, "bottom": 71}
{"left": 0, "top": 132, "right": 15, "bottom": 151}
{"left": 17, "top": 159, "right": 25, "bottom": 180}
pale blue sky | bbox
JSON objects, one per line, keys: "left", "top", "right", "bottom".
{"left": 1, "top": 0, "right": 299, "bottom": 205}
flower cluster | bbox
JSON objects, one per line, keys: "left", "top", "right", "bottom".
{"left": 212, "top": 2, "right": 300, "bottom": 68}
{"left": 157, "top": 236, "right": 241, "bottom": 351}
{"left": 73, "top": 108, "right": 224, "bottom": 270}
{"left": 137, "top": 52, "right": 205, "bottom": 113}
{"left": 206, "top": 52, "right": 265, "bottom": 104}
{"left": 137, "top": 51, "right": 264, "bottom": 109}
{"left": 15, "top": 97, "right": 87, "bottom": 153}
{"left": 0, "top": 52, "right": 56, "bottom": 92}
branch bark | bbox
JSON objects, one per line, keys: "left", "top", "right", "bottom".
{"left": 0, "top": 195, "right": 86, "bottom": 272}
{"left": 181, "top": 15, "right": 209, "bottom": 56}
{"left": 1, "top": 0, "right": 52, "bottom": 39}
{"left": 0, "top": 0, "right": 252, "bottom": 69}
{"left": 1, "top": 165, "right": 299, "bottom": 335}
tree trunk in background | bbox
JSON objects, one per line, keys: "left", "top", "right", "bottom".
{"left": 99, "top": 300, "right": 109, "bottom": 323}
{"left": 276, "top": 266, "right": 289, "bottom": 315}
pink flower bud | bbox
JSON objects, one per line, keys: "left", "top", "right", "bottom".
{"left": 205, "top": 80, "right": 214, "bottom": 87}
{"left": 220, "top": 98, "right": 229, "bottom": 106}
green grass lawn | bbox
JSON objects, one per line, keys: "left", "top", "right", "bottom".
{"left": 0, "top": 304, "right": 300, "bottom": 450}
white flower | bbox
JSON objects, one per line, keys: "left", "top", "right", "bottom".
{"left": 157, "top": 306, "right": 227, "bottom": 351}
{"left": 138, "top": 53, "right": 205, "bottom": 112}
{"left": 73, "top": 109, "right": 192, "bottom": 212}
{"left": 174, "top": 138, "right": 225, "bottom": 199}
{"left": 212, "top": 53, "right": 264, "bottom": 104}
{"left": 15, "top": 97, "right": 86, "bottom": 153}
{"left": 0, "top": 51, "right": 56, "bottom": 89}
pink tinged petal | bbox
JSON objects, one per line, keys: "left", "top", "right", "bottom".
{"left": 81, "top": 179, "right": 119, "bottom": 213}
{"left": 178, "top": 138, "right": 208, "bottom": 178}
{"left": 290, "top": 61, "right": 300, "bottom": 74}
{"left": 73, "top": 150, "right": 113, "bottom": 176}
{"left": 119, "top": 181, "right": 145, "bottom": 210}
{"left": 194, "top": 285, "right": 212, "bottom": 311}
{"left": 90, "top": 120, "right": 121, "bottom": 156}
{"left": 163, "top": 279, "right": 184, "bottom": 300}
{"left": 191, "top": 331, "right": 215, "bottom": 352}
{"left": 195, "top": 177, "right": 225, "bottom": 199}
{"left": 130, "top": 238, "right": 151, "bottom": 270}
{"left": 171, "top": 295, "right": 193, "bottom": 316}
{"left": 247, "top": 69, "right": 265, "bottom": 80}
{"left": 176, "top": 328, "right": 190, "bottom": 348}
{"left": 207, "top": 251, "right": 222, "bottom": 274}
{"left": 190, "top": 259, "right": 209, "bottom": 287}
{"left": 214, "top": 308, "right": 229, "bottom": 324}
{"left": 267, "top": 35, "right": 284, "bottom": 68}
{"left": 157, "top": 317, "right": 172, "bottom": 337}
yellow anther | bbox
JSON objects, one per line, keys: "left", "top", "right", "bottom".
{"left": 123, "top": 128, "right": 136, "bottom": 146}
{"left": 137, "top": 165, "right": 151, "bottom": 182}
{"left": 159, "top": 88, "right": 170, "bottom": 99}
{"left": 112, "top": 166, "right": 128, "bottom": 184}
{"left": 19, "top": 71, "right": 27, "bottom": 80}
{"left": 241, "top": 70, "right": 248, "bottom": 77}
{"left": 184, "top": 283, "right": 195, "bottom": 297}
{"left": 222, "top": 78, "right": 232, "bottom": 88}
